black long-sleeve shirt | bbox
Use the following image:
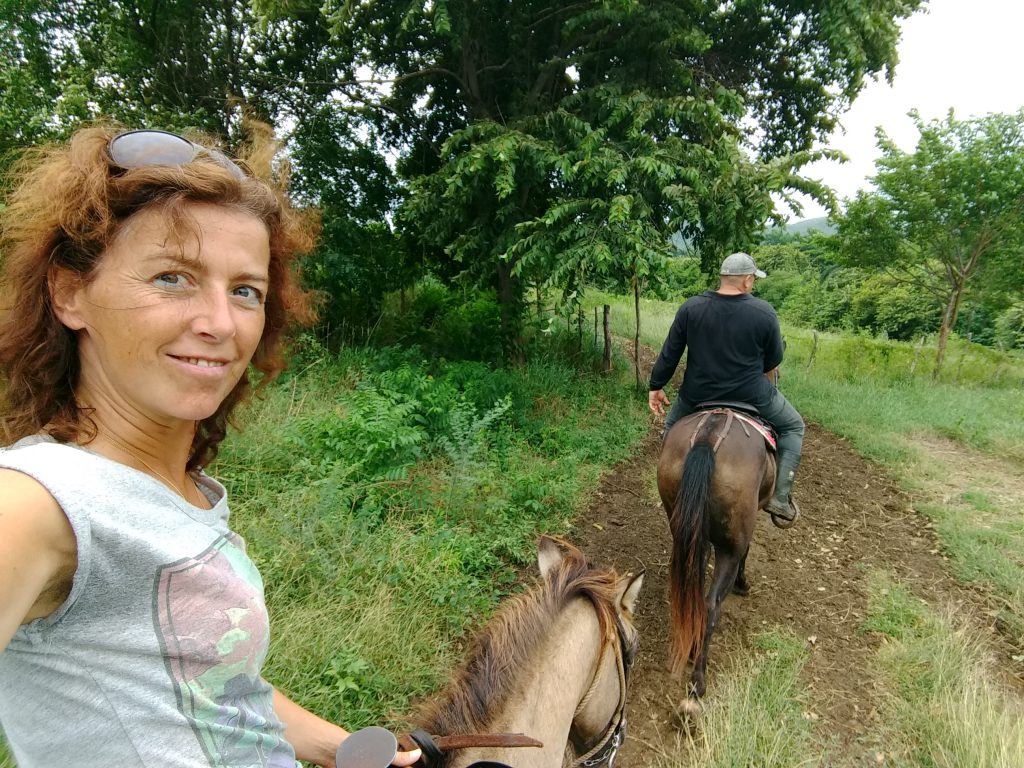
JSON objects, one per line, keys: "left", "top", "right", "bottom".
{"left": 649, "top": 291, "right": 784, "bottom": 408}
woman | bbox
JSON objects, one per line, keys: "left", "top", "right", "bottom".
{"left": 0, "top": 127, "right": 420, "bottom": 768}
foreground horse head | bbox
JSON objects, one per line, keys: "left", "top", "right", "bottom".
{"left": 412, "top": 535, "right": 644, "bottom": 768}
{"left": 657, "top": 407, "right": 775, "bottom": 698}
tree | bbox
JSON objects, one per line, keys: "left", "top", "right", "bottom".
{"left": 6, "top": 0, "right": 923, "bottom": 355}
{"left": 5, "top": 0, "right": 364, "bottom": 141}
{"left": 302, "top": 0, "right": 917, "bottom": 356}
{"left": 837, "top": 110, "right": 1024, "bottom": 378}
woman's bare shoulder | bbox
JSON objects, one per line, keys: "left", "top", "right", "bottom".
{"left": 0, "top": 468, "right": 78, "bottom": 649}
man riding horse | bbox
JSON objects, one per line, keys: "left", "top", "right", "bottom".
{"left": 647, "top": 252, "right": 803, "bottom": 524}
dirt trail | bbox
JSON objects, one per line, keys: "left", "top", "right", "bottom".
{"left": 571, "top": 352, "right": 1023, "bottom": 765}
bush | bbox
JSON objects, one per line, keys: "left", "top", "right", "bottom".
{"left": 994, "top": 301, "right": 1024, "bottom": 350}
{"left": 376, "top": 278, "right": 504, "bottom": 362}
{"left": 649, "top": 255, "right": 707, "bottom": 299}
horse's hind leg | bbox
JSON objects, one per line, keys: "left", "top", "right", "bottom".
{"left": 690, "top": 548, "right": 742, "bottom": 698}
{"left": 733, "top": 545, "right": 751, "bottom": 596}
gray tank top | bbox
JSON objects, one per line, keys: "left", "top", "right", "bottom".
{"left": 0, "top": 436, "right": 296, "bottom": 767}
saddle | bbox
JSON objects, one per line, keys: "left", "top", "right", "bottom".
{"left": 691, "top": 401, "right": 777, "bottom": 452}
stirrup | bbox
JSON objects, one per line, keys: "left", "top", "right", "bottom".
{"left": 765, "top": 497, "right": 800, "bottom": 529}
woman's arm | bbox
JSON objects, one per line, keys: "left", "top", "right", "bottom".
{"left": 0, "top": 469, "right": 78, "bottom": 653}
{"left": 272, "top": 689, "right": 421, "bottom": 768}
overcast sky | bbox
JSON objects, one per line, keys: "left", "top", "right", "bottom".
{"left": 783, "top": 0, "right": 1024, "bottom": 222}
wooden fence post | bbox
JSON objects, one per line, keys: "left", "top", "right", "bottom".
{"left": 909, "top": 335, "right": 926, "bottom": 376}
{"left": 603, "top": 304, "right": 612, "bottom": 373}
{"left": 805, "top": 331, "right": 819, "bottom": 370}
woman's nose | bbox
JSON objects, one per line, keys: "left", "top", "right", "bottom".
{"left": 190, "top": 289, "right": 237, "bottom": 340}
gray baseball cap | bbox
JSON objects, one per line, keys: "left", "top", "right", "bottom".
{"left": 720, "top": 252, "right": 766, "bottom": 278}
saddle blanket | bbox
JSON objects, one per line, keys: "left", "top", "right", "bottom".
{"left": 733, "top": 411, "right": 777, "bottom": 451}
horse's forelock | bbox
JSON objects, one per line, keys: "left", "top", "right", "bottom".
{"left": 414, "top": 542, "right": 622, "bottom": 750}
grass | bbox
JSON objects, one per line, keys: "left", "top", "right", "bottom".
{"left": 862, "top": 573, "right": 1024, "bottom": 767}
{"left": 649, "top": 631, "right": 822, "bottom": 768}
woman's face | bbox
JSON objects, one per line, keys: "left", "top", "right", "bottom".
{"left": 54, "top": 202, "right": 271, "bottom": 428}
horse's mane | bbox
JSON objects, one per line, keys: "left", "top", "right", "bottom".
{"left": 414, "top": 537, "right": 622, "bottom": 742}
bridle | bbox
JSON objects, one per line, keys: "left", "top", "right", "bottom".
{"left": 569, "top": 614, "right": 637, "bottom": 768}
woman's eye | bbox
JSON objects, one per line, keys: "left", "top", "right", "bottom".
{"left": 154, "top": 273, "right": 187, "bottom": 288}
{"left": 233, "top": 285, "right": 264, "bottom": 305}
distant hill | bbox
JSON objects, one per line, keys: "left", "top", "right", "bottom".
{"left": 783, "top": 216, "right": 836, "bottom": 236}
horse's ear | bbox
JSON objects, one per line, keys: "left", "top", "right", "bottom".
{"left": 537, "top": 535, "right": 564, "bottom": 579}
{"left": 617, "top": 571, "right": 645, "bottom": 615}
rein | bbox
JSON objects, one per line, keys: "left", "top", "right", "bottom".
{"left": 399, "top": 731, "right": 543, "bottom": 763}
{"left": 569, "top": 615, "right": 635, "bottom": 768}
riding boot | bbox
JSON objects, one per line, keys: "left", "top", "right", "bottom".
{"left": 765, "top": 450, "right": 800, "bottom": 524}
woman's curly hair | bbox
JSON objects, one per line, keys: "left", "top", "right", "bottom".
{"left": 0, "top": 123, "right": 318, "bottom": 468}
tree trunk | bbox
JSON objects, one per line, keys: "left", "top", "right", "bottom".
{"left": 497, "top": 258, "right": 525, "bottom": 364}
{"left": 602, "top": 304, "right": 612, "bottom": 373}
{"left": 933, "top": 282, "right": 966, "bottom": 381}
{"left": 577, "top": 304, "right": 584, "bottom": 353}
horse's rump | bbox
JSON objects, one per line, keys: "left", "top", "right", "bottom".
{"left": 658, "top": 408, "right": 774, "bottom": 688}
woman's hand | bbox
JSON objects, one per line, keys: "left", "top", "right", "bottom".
{"left": 273, "top": 689, "right": 421, "bottom": 768}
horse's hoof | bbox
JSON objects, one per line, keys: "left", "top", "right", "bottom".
{"left": 678, "top": 697, "right": 703, "bottom": 721}
{"left": 733, "top": 580, "right": 750, "bottom": 596}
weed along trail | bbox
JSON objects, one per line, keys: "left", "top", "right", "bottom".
{"left": 572, "top": 421, "right": 1023, "bottom": 765}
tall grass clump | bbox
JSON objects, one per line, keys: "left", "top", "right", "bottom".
{"left": 651, "top": 631, "right": 821, "bottom": 768}
{"left": 862, "top": 573, "right": 1024, "bottom": 767}
{"left": 213, "top": 336, "right": 649, "bottom": 730}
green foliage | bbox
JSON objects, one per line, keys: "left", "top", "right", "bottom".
{"left": 374, "top": 279, "right": 505, "bottom": 362}
{"left": 752, "top": 236, "right": 869, "bottom": 334}
{"left": 304, "top": 221, "right": 410, "bottom": 344}
{"left": 752, "top": 232, "right": 1017, "bottom": 347}
{"left": 309, "top": 0, "right": 917, "bottom": 347}
{"left": 993, "top": 300, "right": 1024, "bottom": 351}
{"left": 849, "top": 272, "right": 941, "bottom": 341}
{"left": 0, "top": 0, "right": 349, "bottom": 145}
{"left": 837, "top": 109, "right": 1024, "bottom": 375}
{"left": 5, "top": 0, "right": 923, "bottom": 351}
{"left": 647, "top": 256, "right": 708, "bottom": 300}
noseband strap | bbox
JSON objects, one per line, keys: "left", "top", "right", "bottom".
{"left": 570, "top": 617, "right": 633, "bottom": 768}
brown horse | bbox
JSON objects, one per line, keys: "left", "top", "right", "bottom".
{"left": 410, "top": 536, "right": 644, "bottom": 768}
{"left": 657, "top": 407, "right": 776, "bottom": 698}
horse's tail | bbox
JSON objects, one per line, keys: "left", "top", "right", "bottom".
{"left": 668, "top": 440, "right": 714, "bottom": 677}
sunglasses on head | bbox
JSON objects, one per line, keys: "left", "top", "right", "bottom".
{"left": 106, "top": 129, "right": 248, "bottom": 181}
